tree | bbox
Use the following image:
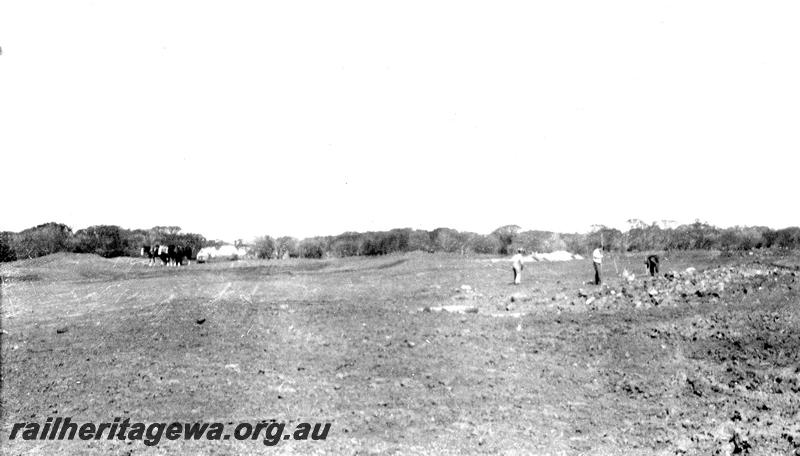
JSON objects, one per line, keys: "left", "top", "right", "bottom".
{"left": 491, "top": 225, "right": 521, "bottom": 255}
{"left": 774, "top": 227, "right": 800, "bottom": 249}
{"left": 72, "top": 225, "right": 125, "bottom": 257}
{"left": 407, "top": 230, "right": 433, "bottom": 253}
{"left": 588, "top": 225, "right": 623, "bottom": 252}
{"left": 0, "top": 231, "right": 16, "bottom": 262}
{"left": 510, "top": 231, "right": 545, "bottom": 253}
{"left": 149, "top": 226, "right": 183, "bottom": 245}
{"left": 122, "top": 228, "right": 150, "bottom": 256}
{"left": 276, "top": 236, "right": 299, "bottom": 258}
{"left": 330, "top": 232, "right": 361, "bottom": 257}
{"left": 299, "top": 237, "right": 326, "bottom": 259}
{"left": 252, "top": 236, "right": 277, "bottom": 259}
{"left": 12, "top": 222, "right": 73, "bottom": 258}
{"left": 430, "top": 228, "right": 466, "bottom": 253}
{"left": 465, "top": 233, "right": 501, "bottom": 254}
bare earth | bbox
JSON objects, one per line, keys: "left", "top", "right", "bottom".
{"left": 1, "top": 250, "right": 799, "bottom": 455}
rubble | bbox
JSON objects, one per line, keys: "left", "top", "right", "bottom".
{"left": 622, "top": 269, "right": 636, "bottom": 282}
{"left": 452, "top": 285, "right": 483, "bottom": 301}
{"left": 588, "top": 264, "right": 797, "bottom": 313}
{"left": 423, "top": 305, "right": 479, "bottom": 314}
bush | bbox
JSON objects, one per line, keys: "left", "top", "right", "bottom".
{"left": 253, "top": 236, "right": 277, "bottom": 259}
{"left": 12, "top": 222, "right": 73, "bottom": 259}
{"left": 299, "top": 238, "right": 325, "bottom": 259}
{"left": 466, "top": 233, "right": 501, "bottom": 254}
{"left": 72, "top": 225, "right": 125, "bottom": 258}
{"left": 0, "top": 232, "right": 16, "bottom": 262}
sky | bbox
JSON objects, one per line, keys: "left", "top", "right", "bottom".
{"left": 1, "top": 1, "right": 798, "bottom": 242}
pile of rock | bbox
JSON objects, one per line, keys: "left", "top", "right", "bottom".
{"left": 574, "top": 264, "right": 797, "bottom": 312}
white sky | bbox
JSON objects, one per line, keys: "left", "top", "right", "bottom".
{"left": 1, "top": 1, "right": 798, "bottom": 242}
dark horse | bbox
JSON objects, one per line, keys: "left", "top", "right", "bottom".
{"left": 141, "top": 245, "right": 166, "bottom": 266}
{"left": 142, "top": 244, "right": 192, "bottom": 266}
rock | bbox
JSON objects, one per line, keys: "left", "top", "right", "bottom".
{"left": 685, "top": 267, "right": 697, "bottom": 274}
{"left": 460, "top": 285, "right": 473, "bottom": 292}
{"left": 510, "top": 293, "right": 531, "bottom": 303}
{"left": 585, "top": 296, "right": 596, "bottom": 305}
{"left": 648, "top": 289, "right": 659, "bottom": 296}
{"left": 196, "top": 318, "right": 206, "bottom": 325}
{"left": 56, "top": 327, "right": 68, "bottom": 334}
{"left": 578, "top": 289, "right": 589, "bottom": 298}
{"left": 622, "top": 269, "right": 636, "bottom": 282}
{"left": 731, "top": 430, "right": 750, "bottom": 454}
{"left": 674, "top": 435, "right": 693, "bottom": 453}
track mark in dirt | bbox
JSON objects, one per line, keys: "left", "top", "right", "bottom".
{"left": 212, "top": 282, "right": 232, "bottom": 303}
{"left": 150, "top": 293, "right": 177, "bottom": 321}
{"left": 112, "top": 287, "right": 128, "bottom": 306}
{"left": 376, "top": 259, "right": 409, "bottom": 270}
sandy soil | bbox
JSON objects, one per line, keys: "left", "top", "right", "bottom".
{"left": 1, "top": 250, "right": 799, "bottom": 455}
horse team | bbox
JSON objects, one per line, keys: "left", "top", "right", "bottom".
{"left": 141, "top": 244, "right": 192, "bottom": 266}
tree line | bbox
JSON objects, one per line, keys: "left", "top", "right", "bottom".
{"left": 1, "top": 220, "right": 798, "bottom": 263}
{"left": 0, "top": 223, "right": 207, "bottom": 262}
{"left": 252, "top": 221, "right": 796, "bottom": 259}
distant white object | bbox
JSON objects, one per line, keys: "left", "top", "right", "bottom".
{"left": 489, "top": 250, "right": 581, "bottom": 263}
{"left": 532, "top": 250, "right": 583, "bottom": 262}
{"left": 685, "top": 267, "right": 697, "bottom": 274}
{"left": 196, "top": 245, "right": 249, "bottom": 262}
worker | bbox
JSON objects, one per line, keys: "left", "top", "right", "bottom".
{"left": 511, "top": 248, "right": 525, "bottom": 285}
{"left": 592, "top": 246, "right": 603, "bottom": 285}
{"left": 645, "top": 254, "right": 660, "bottom": 277}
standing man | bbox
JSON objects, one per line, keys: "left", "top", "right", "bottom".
{"left": 592, "top": 246, "right": 604, "bottom": 285}
{"left": 511, "top": 248, "right": 525, "bottom": 285}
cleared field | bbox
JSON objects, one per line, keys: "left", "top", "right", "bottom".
{"left": 1, "top": 251, "right": 799, "bottom": 455}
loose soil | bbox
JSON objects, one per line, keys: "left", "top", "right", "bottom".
{"left": 1, "top": 250, "right": 799, "bottom": 455}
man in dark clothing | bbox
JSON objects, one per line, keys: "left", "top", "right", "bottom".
{"left": 645, "top": 254, "right": 660, "bottom": 277}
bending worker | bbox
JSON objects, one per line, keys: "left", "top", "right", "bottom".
{"left": 646, "top": 254, "right": 660, "bottom": 277}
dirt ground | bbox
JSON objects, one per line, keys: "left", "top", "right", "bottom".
{"left": 1, "top": 250, "right": 799, "bottom": 455}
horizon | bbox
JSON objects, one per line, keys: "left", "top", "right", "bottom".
{"left": 2, "top": 2, "right": 797, "bottom": 243}
{"left": 1, "top": 218, "right": 794, "bottom": 245}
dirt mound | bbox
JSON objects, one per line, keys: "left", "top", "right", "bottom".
{"left": 10, "top": 252, "right": 113, "bottom": 269}
{"left": 1, "top": 253, "right": 147, "bottom": 283}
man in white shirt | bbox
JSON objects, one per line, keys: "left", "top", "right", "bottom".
{"left": 592, "top": 247, "right": 603, "bottom": 285}
{"left": 511, "top": 248, "right": 525, "bottom": 285}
